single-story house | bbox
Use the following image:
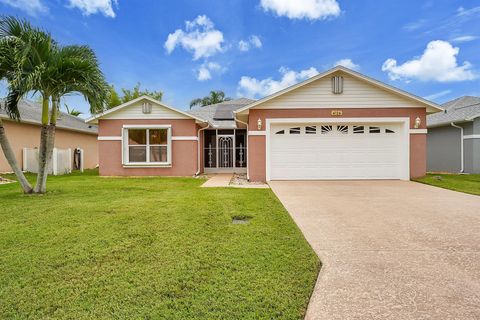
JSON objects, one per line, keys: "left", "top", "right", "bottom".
{"left": 87, "top": 66, "right": 442, "bottom": 181}
{"left": 427, "top": 96, "right": 480, "bottom": 173}
{"left": 0, "top": 99, "right": 98, "bottom": 173}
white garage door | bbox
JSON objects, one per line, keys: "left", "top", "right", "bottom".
{"left": 269, "top": 123, "right": 407, "bottom": 180}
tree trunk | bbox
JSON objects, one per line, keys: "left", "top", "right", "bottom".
{"left": 33, "top": 125, "right": 55, "bottom": 193}
{"left": 0, "top": 119, "right": 33, "bottom": 193}
{"left": 33, "top": 97, "right": 53, "bottom": 194}
{"left": 34, "top": 96, "right": 60, "bottom": 194}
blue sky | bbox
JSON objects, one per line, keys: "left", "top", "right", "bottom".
{"left": 1, "top": 0, "right": 479, "bottom": 117}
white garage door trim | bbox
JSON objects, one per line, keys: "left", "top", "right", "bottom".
{"left": 266, "top": 117, "right": 410, "bottom": 181}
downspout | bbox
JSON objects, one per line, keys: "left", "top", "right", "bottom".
{"left": 451, "top": 122, "right": 464, "bottom": 173}
{"left": 235, "top": 116, "right": 250, "bottom": 180}
{"left": 196, "top": 123, "right": 210, "bottom": 176}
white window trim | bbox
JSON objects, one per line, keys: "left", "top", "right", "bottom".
{"left": 98, "top": 136, "right": 122, "bottom": 141}
{"left": 409, "top": 129, "right": 428, "bottom": 134}
{"left": 122, "top": 125, "right": 172, "bottom": 167}
{"left": 248, "top": 131, "right": 266, "bottom": 136}
{"left": 171, "top": 136, "right": 198, "bottom": 141}
{"left": 265, "top": 117, "right": 410, "bottom": 181}
{"left": 464, "top": 134, "right": 480, "bottom": 140}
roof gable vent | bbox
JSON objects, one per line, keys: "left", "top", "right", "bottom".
{"left": 142, "top": 102, "right": 152, "bottom": 114}
{"left": 331, "top": 76, "right": 343, "bottom": 94}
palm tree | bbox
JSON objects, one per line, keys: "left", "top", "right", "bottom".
{"left": 189, "top": 90, "right": 231, "bottom": 109}
{"left": 34, "top": 45, "right": 107, "bottom": 192}
{"left": 0, "top": 17, "right": 46, "bottom": 193}
{"left": 0, "top": 16, "right": 108, "bottom": 193}
{"left": 64, "top": 104, "right": 82, "bottom": 117}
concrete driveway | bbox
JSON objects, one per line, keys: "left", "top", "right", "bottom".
{"left": 269, "top": 181, "right": 480, "bottom": 320}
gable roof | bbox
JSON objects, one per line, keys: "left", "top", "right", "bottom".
{"left": 0, "top": 98, "right": 97, "bottom": 135}
{"left": 86, "top": 95, "right": 207, "bottom": 124}
{"left": 235, "top": 66, "right": 443, "bottom": 114}
{"left": 427, "top": 96, "right": 480, "bottom": 127}
{"left": 189, "top": 98, "right": 255, "bottom": 128}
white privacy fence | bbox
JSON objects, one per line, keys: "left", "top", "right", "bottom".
{"left": 23, "top": 148, "right": 84, "bottom": 175}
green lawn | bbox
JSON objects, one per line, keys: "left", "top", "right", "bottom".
{"left": 415, "top": 173, "right": 480, "bottom": 196}
{"left": 0, "top": 170, "right": 319, "bottom": 319}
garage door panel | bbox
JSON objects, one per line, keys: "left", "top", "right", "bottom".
{"left": 269, "top": 123, "right": 405, "bottom": 180}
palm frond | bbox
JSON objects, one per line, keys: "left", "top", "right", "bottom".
{"left": 3, "top": 89, "right": 21, "bottom": 120}
{"left": 190, "top": 98, "right": 203, "bottom": 108}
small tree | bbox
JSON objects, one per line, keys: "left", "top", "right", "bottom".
{"left": 107, "top": 85, "right": 122, "bottom": 109}
{"left": 190, "top": 90, "right": 231, "bottom": 109}
{"left": 107, "top": 83, "right": 163, "bottom": 109}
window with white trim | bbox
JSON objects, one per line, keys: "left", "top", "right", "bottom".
{"left": 123, "top": 127, "right": 171, "bottom": 165}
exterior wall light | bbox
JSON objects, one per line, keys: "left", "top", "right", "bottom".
{"left": 257, "top": 118, "right": 262, "bottom": 130}
{"left": 414, "top": 116, "right": 421, "bottom": 129}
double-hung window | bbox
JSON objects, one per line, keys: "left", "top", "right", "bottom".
{"left": 123, "top": 126, "right": 171, "bottom": 166}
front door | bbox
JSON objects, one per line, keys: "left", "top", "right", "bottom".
{"left": 217, "top": 135, "right": 234, "bottom": 168}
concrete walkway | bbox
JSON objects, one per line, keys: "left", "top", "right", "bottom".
{"left": 269, "top": 180, "right": 480, "bottom": 320}
{"left": 201, "top": 174, "right": 233, "bottom": 187}
{"left": 201, "top": 174, "right": 269, "bottom": 188}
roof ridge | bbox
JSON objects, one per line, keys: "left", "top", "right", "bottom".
{"left": 443, "top": 95, "right": 480, "bottom": 106}
{"left": 454, "top": 102, "right": 480, "bottom": 110}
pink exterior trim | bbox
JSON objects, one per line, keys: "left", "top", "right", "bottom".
{"left": 247, "top": 108, "right": 427, "bottom": 182}
{"left": 96, "top": 109, "right": 428, "bottom": 180}
{"left": 249, "top": 108, "right": 427, "bottom": 130}
{"left": 98, "top": 119, "right": 198, "bottom": 176}
{"left": 99, "top": 119, "right": 197, "bottom": 136}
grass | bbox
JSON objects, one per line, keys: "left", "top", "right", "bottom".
{"left": 0, "top": 170, "right": 320, "bottom": 319}
{"left": 414, "top": 173, "right": 480, "bottom": 196}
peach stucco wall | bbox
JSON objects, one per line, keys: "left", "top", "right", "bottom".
{"left": 98, "top": 119, "right": 198, "bottom": 176}
{"left": 248, "top": 136, "right": 266, "bottom": 182}
{"left": 410, "top": 134, "right": 427, "bottom": 178}
{"left": 247, "top": 108, "right": 428, "bottom": 182}
{"left": 0, "top": 120, "right": 98, "bottom": 173}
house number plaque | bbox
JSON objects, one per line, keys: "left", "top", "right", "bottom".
{"left": 331, "top": 110, "right": 343, "bottom": 116}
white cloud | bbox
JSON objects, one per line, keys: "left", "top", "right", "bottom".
{"left": 334, "top": 58, "right": 359, "bottom": 70}
{"left": 382, "top": 40, "right": 477, "bottom": 82}
{"left": 424, "top": 90, "right": 452, "bottom": 101}
{"left": 237, "top": 66, "right": 319, "bottom": 98}
{"left": 456, "top": 6, "right": 480, "bottom": 17}
{"left": 197, "top": 67, "right": 212, "bottom": 81}
{"left": 0, "top": 0, "right": 47, "bottom": 16}
{"left": 196, "top": 62, "right": 223, "bottom": 81}
{"left": 238, "top": 35, "right": 263, "bottom": 52}
{"left": 164, "top": 15, "right": 224, "bottom": 60}
{"left": 451, "top": 35, "right": 478, "bottom": 43}
{"left": 260, "top": 0, "right": 340, "bottom": 20}
{"left": 67, "top": 0, "right": 117, "bottom": 17}
{"left": 238, "top": 40, "right": 249, "bottom": 52}
{"left": 403, "top": 19, "right": 426, "bottom": 32}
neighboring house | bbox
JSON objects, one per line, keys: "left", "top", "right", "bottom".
{"left": 427, "top": 96, "right": 480, "bottom": 173}
{"left": 87, "top": 66, "right": 442, "bottom": 181}
{"left": 0, "top": 99, "right": 98, "bottom": 173}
